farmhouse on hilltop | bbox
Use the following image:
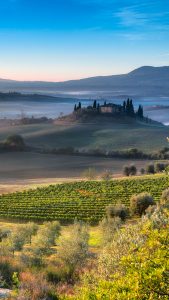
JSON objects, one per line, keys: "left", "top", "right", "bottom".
{"left": 74, "top": 99, "right": 144, "bottom": 119}
{"left": 100, "top": 103, "right": 121, "bottom": 114}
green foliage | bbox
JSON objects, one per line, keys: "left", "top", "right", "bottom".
{"left": 154, "top": 162, "right": 167, "bottom": 173}
{"left": 140, "top": 167, "right": 145, "bottom": 175}
{"left": 70, "top": 203, "right": 169, "bottom": 300}
{"left": 106, "top": 204, "right": 128, "bottom": 221}
{"left": 0, "top": 175, "right": 168, "bottom": 223}
{"left": 130, "top": 192, "right": 155, "bottom": 216}
{"left": 57, "top": 222, "right": 89, "bottom": 277}
{"left": 161, "top": 188, "right": 169, "bottom": 204}
{"left": 21, "top": 221, "right": 61, "bottom": 266}
{"left": 0, "top": 258, "right": 20, "bottom": 288}
{"left": 146, "top": 163, "right": 155, "bottom": 174}
{"left": 12, "top": 272, "right": 19, "bottom": 289}
{"left": 4, "top": 135, "right": 25, "bottom": 151}
{"left": 123, "top": 164, "right": 137, "bottom": 176}
{"left": 123, "top": 165, "right": 130, "bottom": 176}
{"left": 129, "top": 164, "right": 137, "bottom": 175}
{"left": 99, "top": 216, "right": 121, "bottom": 245}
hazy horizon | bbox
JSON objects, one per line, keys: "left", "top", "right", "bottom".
{"left": 0, "top": 0, "right": 169, "bottom": 81}
{"left": 0, "top": 65, "right": 169, "bottom": 83}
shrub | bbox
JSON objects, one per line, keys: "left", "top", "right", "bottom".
{"left": 123, "top": 165, "right": 137, "bottom": 176}
{"left": 154, "top": 162, "right": 166, "bottom": 173}
{"left": 101, "top": 170, "right": 112, "bottom": 181}
{"left": 46, "top": 266, "right": 70, "bottom": 284}
{"left": 161, "top": 188, "right": 169, "bottom": 204}
{"left": 130, "top": 192, "right": 155, "bottom": 216}
{"left": 57, "top": 222, "right": 89, "bottom": 278}
{"left": 99, "top": 217, "right": 121, "bottom": 244}
{"left": 140, "top": 168, "right": 145, "bottom": 175}
{"left": 123, "top": 165, "right": 130, "bottom": 176}
{"left": 0, "top": 257, "right": 20, "bottom": 288}
{"left": 129, "top": 164, "right": 137, "bottom": 176}
{"left": 17, "top": 272, "right": 58, "bottom": 300}
{"left": 5, "top": 135, "right": 25, "bottom": 151}
{"left": 146, "top": 163, "right": 155, "bottom": 174}
{"left": 106, "top": 204, "right": 128, "bottom": 221}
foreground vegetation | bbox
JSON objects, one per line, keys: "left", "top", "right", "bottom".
{"left": 0, "top": 188, "right": 168, "bottom": 299}
{"left": 0, "top": 175, "right": 168, "bottom": 224}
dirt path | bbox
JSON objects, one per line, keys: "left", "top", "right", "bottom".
{"left": 0, "top": 177, "right": 84, "bottom": 194}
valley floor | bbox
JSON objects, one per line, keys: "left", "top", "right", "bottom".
{"left": 0, "top": 152, "right": 153, "bottom": 193}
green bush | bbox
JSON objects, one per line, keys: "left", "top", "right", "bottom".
{"left": 123, "top": 165, "right": 130, "bottom": 176}
{"left": 46, "top": 266, "right": 70, "bottom": 284}
{"left": 0, "top": 258, "right": 19, "bottom": 288}
{"left": 140, "top": 167, "right": 145, "bottom": 175}
{"left": 5, "top": 135, "right": 25, "bottom": 150}
{"left": 130, "top": 192, "right": 155, "bottom": 216}
{"left": 146, "top": 163, "right": 155, "bottom": 174}
{"left": 106, "top": 204, "right": 128, "bottom": 221}
{"left": 123, "top": 165, "right": 137, "bottom": 176}
{"left": 129, "top": 164, "right": 137, "bottom": 176}
{"left": 161, "top": 188, "right": 169, "bottom": 204}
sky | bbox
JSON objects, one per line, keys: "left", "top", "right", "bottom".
{"left": 0, "top": 0, "right": 169, "bottom": 81}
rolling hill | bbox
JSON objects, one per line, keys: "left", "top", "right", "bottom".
{"left": 0, "top": 66, "right": 169, "bottom": 97}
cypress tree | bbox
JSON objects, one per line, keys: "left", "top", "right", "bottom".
{"left": 74, "top": 104, "right": 77, "bottom": 112}
{"left": 129, "top": 99, "right": 135, "bottom": 116}
{"left": 123, "top": 101, "right": 126, "bottom": 112}
{"left": 93, "top": 100, "right": 97, "bottom": 109}
{"left": 126, "top": 98, "right": 130, "bottom": 115}
{"left": 137, "top": 105, "right": 143, "bottom": 118}
{"left": 78, "top": 102, "right": 82, "bottom": 109}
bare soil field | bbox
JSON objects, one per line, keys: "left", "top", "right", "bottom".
{"left": 0, "top": 152, "right": 152, "bottom": 193}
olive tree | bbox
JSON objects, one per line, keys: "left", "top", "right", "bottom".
{"left": 57, "top": 222, "right": 89, "bottom": 277}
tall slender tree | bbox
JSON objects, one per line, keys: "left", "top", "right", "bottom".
{"left": 137, "top": 105, "right": 143, "bottom": 118}
{"left": 123, "top": 101, "right": 126, "bottom": 112}
{"left": 129, "top": 99, "right": 135, "bottom": 116}
{"left": 126, "top": 98, "right": 130, "bottom": 115}
{"left": 93, "top": 100, "right": 97, "bottom": 109}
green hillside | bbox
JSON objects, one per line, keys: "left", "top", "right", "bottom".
{"left": 0, "top": 120, "right": 168, "bottom": 152}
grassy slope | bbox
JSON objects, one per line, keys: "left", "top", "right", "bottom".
{"left": 0, "top": 119, "right": 168, "bottom": 152}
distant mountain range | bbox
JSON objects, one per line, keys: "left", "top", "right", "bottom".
{"left": 0, "top": 66, "right": 169, "bottom": 97}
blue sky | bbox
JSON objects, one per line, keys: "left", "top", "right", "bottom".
{"left": 0, "top": 0, "right": 169, "bottom": 81}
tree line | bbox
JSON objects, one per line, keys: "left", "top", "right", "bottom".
{"left": 74, "top": 98, "right": 144, "bottom": 118}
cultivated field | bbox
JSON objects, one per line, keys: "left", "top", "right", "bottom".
{"left": 0, "top": 175, "right": 168, "bottom": 224}
{"left": 0, "top": 152, "right": 154, "bottom": 194}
